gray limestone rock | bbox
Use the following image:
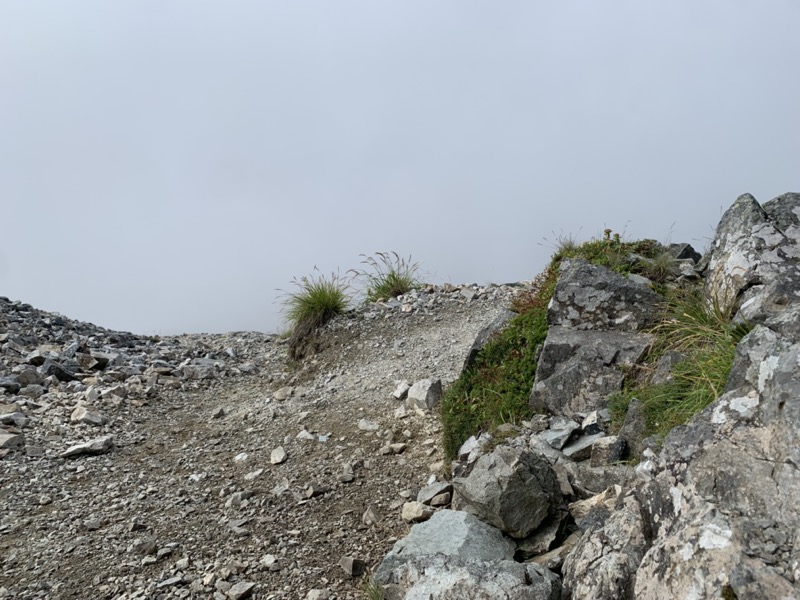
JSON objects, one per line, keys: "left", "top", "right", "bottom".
{"left": 270, "top": 446, "right": 287, "bottom": 464}
{"left": 568, "top": 484, "right": 622, "bottom": 529}
{"left": 406, "top": 379, "right": 442, "bottom": 411}
{"left": 0, "top": 411, "right": 28, "bottom": 428}
{"left": 0, "top": 432, "right": 24, "bottom": 449}
{"left": 391, "top": 381, "right": 410, "bottom": 400}
{"left": 530, "top": 327, "right": 653, "bottom": 416}
{"left": 70, "top": 405, "right": 107, "bottom": 426}
{"left": 632, "top": 327, "right": 800, "bottom": 598}
{"left": 562, "top": 432, "right": 605, "bottom": 461}
{"left": 558, "top": 461, "right": 636, "bottom": 500}
{"left": 61, "top": 435, "right": 114, "bottom": 458}
{"left": 547, "top": 259, "right": 664, "bottom": 331}
{"left": 537, "top": 416, "right": 579, "bottom": 449}
{"left": 377, "top": 554, "right": 561, "bottom": 600}
{"left": 227, "top": 581, "right": 255, "bottom": 599}
{"left": 617, "top": 398, "right": 648, "bottom": 459}
{"left": 580, "top": 411, "right": 603, "bottom": 435}
{"left": 562, "top": 493, "right": 648, "bottom": 600}
{"left": 514, "top": 510, "right": 569, "bottom": 559}
{"left": 0, "top": 377, "right": 20, "bottom": 394}
{"left": 18, "top": 384, "right": 45, "bottom": 399}
{"left": 416, "top": 481, "right": 453, "bottom": 505}
{"left": 704, "top": 193, "right": 793, "bottom": 317}
{"left": 15, "top": 369, "right": 44, "bottom": 386}
{"left": 400, "top": 501, "right": 434, "bottom": 523}
{"left": 668, "top": 242, "right": 702, "bottom": 263}
{"left": 453, "top": 446, "right": 561, "bottom": 538}
{"left": 375, "top": 509, "right": 516, "bottom": 584}
{"left": 590, "top": 435, "right": 626, "bottom": 467}
{"left": 338, "top": 556, "right": 366, "bottom": 577}
{"left": 570, "top": 323, "right": 800, "bottom": 598}
{"left": 39, "top": 359, "right": 77, "bottom": 382}
{"left": 530, "top": 531, "right": 581, "bottom": 571}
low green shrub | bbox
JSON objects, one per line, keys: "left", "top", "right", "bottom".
{"left": 441, "top": 233, "right": 667, "bottom": 461}
{"left": 349, "top": 251, "right": 421, "bottom": 302}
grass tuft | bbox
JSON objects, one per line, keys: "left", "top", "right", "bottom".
{"left": 280, "top": 268, "right": 349, "bottom": 359}
{"left": 609, "top": 285, "right": 750, "bottom": 439}
{"left": 349, "top": 252, "right": 421, "bottom": 302}
{"left": 362, "top": 577, "right": 384, "bottom": 600}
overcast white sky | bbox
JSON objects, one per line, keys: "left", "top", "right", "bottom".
{"left": 2, "top": 1, "right": 798, "bottom": 335}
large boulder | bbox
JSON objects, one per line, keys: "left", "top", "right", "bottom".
{"left": 529, "top": 260, "right": 662, "bottom": 416}
{"left": 374, "top": 510, "right": 561, "bottom": 599}
{"left": 547, "top": 259, "right": 663, "bottom": 331}
{"left": 530, "top": 327, "right": 652, "bottom": 415}
{"left": 704, "top": 193, "right": 796, "bottom": 319}
{"left": 379, "top": 555, "right": 561, "bottom": 600}
{"left": 734, "top": 193, "right": 800, "bottom": 340}
{"left": 560, "top": 193, "right": 800, "bottom": 599}
{"left": 634, "top": 326, "right": 800, "bottom": 596}
{"left": 565, "top": 327, "right": 800, "bottom": 598}
{"left": 452, "top": 446, "right": 561, "bottom": 538}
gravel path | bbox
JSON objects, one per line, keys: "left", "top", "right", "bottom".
{"left": 1, "top": 284, "right": 521, "bottom": 599}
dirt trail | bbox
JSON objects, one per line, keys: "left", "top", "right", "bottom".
{"left": 1, "top": 286, "right": 517, "bottom": 599}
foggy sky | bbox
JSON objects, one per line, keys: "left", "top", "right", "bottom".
{"left": 2, "top": 1, "right": 798, "bottom": 335}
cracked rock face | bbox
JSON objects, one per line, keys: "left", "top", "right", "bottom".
{"left": 530, "top": 259, "right": 662, "bottom": 417}
{"left": 562, "top": 192, "right": 800, "bottom": 599}
{"left": 530, "top": 327, "right": 653, "bottom": 416}
{"left": 547, "top": 259, "right": 664, "bottom": 331}
{"left": 705, "top": 192, "right": 800, "bottom": 320}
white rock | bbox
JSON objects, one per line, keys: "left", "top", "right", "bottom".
{"left": 392, "top": 381, "right": 411, "bottom": 400}
{"left": 270, "top": 446, "right": 287, "bottom": 465}
{"left": 61, "top": 435, "right": 113, "bottom": 458}
{"left": 402, "top": 501, "right": 435, "bottom": 523}
{"left": 358, "top": 418, "right": 380, "bottom": 431}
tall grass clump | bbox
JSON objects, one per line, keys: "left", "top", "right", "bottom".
{"left": 441, "top": 231, "right": 668, "bottom": 461}
{"left": 349, "top": 251, "right": 420, "bottom": 302}
{"left": 281, "top": 269, "right": 349, "bottom": 358}
{"left": 609, "top": 286, "right": 750, "bottom": 438}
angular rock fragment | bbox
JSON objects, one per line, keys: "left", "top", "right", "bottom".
{"left": 562, "top": 432, "right": 605, "bottom": 461}
{"left": 401, "top": 501, "right": 434, "bottom": 523}
{"left": 270, "top": 446, "right": 287, "bottom": 464}
{"left": 338, "top": 555, "right": 366, "bottom": 577}
{"left": 537, "top": 417, "right": 579, "bottom": 449}
{"left": 453, "top": 446, "right": 560, "bottom": 538}
{"left": 0, "top": 431, "right": 23, "bottom": 449}
{"left": 227, "top": 581, "right": 255, "bottom": 599}
{"left": 589, "top": 435, "right": 625, "bottom": 467}
{"left": 417, "top": 482, "right": 453, "bottom": 506}
{"left": 405, "top": 379, "right": 442, "bottom": 411}
{"left": 61, "top": 435, "right": 114, "bottom": 458}
{"left": 70, "top": 405, "right": 107, "bottom": 426}
{"left": 391, "top": 381, "right": 411, "bottom": 400}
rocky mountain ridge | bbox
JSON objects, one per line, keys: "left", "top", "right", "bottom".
{"left": 372, "top": 192, "right": 800, "bottom": 599}
{"left": 3, "top": 191, "right": 800, "bottom": 600}
{"left": 1, "top": 280, "right": 520, "bottom": 598}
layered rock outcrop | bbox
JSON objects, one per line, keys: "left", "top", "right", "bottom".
{"left": 563, "top": 193, "right": 800, "bottom": 598}
{"left": 376, "top": 192, "right": 800, "bottom": 600}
